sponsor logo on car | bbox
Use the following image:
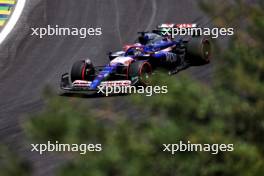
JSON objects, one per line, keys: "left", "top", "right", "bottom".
{"left": 72, "top": 80, "right": 131, "bottom": 88}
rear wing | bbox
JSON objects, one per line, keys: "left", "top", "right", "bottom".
{"left": 159, "top": 23, "right": 198, "bottom": 28}
{"left": 157, "top": 23, "right": 201, "bottom": 38}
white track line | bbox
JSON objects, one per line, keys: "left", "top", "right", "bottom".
{"left": 0, "top": 0, "right": 26, "bottom": 45}
{"left": 145, "top": 0, "right": 157, "bottom": 31}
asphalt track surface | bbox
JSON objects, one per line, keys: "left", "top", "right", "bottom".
{"left": 0, "top": 0, "right": 212, "bottom": 175}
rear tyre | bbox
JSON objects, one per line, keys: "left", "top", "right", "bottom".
{"left": 187, "top": 37, "right": 212, "bottom": 65}
{"left": 129, "top": 61, "right": 152, "bottom": 86}
{"left": 70, "top": 59, "right": 95, "bottom": 82}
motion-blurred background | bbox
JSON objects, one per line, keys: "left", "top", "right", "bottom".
{"left": 0, "top": 0, "right": 263, "bottom": 175}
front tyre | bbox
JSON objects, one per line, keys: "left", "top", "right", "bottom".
{"left": 70, "top": 59, "right": 95, "bottom": 82}
{"left": 129, "top": 61, "right": 152, "bottom": 86}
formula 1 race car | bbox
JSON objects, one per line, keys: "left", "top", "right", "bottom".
{"left": 61, "top": 24, "right": 212, "bottom": 92}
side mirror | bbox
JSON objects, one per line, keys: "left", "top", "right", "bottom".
{"left": 108, "top": 51, "right": 112, "bottom": 56}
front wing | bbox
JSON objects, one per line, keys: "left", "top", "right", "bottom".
{"left": 60, "top": 73, "right": 132, "bottom": 92}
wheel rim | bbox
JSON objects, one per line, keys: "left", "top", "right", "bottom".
{"left": 139, "top": 63, "right": 152, "bottom": 85}
{"left": 202, "top": 39, "right": 211, "bottom": 62}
